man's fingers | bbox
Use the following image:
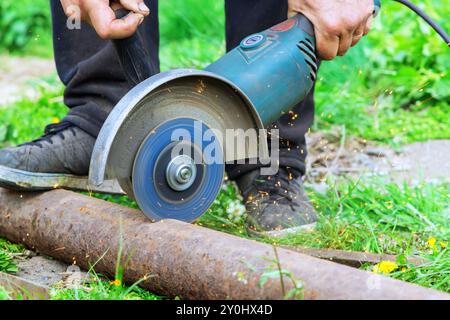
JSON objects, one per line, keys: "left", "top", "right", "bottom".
{"left": 352, "top": 14, "right": 372, "bottom": 47}
{"left": 364, "top": 15, "right": 373, "bottom": 35}
{"left": 107, "top": 13, "right": 144, "bottom": 39}
{"left": 287, "top": 0, "right": 302, "bottom": 18}
{"left": 351, "top": 23, "right": 365, "bottom": 46}
{"left": 84, "top": 1, "right": 116, "bottom": 38}
{"left": 86, "top": 2, "right": 143, "bottom": 39}
{"left": 337, "top": 31, "right": 353, "bottom": 56}
{"left": 119, "top": 0, "right": 150, "bottom": 16}
{"left": 316, "top": 32, "right": 340, "bottom": 60}
{"left": 351, "top": 33, "right": 363, "bottom": 47}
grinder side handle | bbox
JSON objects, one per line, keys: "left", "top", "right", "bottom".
{"left": 112, "top": 9, "right": 157, "bottom": 86}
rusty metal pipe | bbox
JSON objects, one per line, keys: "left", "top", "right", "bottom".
{"left": 0, "top": 188, "right": 448, "bottom": 300}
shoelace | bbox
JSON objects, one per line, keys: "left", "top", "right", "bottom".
{"left": 252, "top": 168, "right": 302, "bottom": 206}
{"left": 20, "top": 121, "right": 76, "bottom": 148}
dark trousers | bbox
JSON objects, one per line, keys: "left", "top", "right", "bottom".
{"left": 50, "top": 0, "right": 315, "bottom": 179}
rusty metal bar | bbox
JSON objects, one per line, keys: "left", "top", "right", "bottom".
{"left": 0, "top": 188, "right": 448, "bottom": 300}
{"left": 0, "top": 272, "right": 50, "bottom": 300}
{"left": 284, "top": 247, "right": 428, "bottom": 268}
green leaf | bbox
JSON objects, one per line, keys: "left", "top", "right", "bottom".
{"left": 0, "top": 125, "right": 7, "bottom": 142}
{"left": 396, "top": 253, "right": 407, "bottom": 266}
{"left": 259, "top": 270, "right": 281, "bottom": 288}
{"left": 430, "top": 78, "right": 450, "bottom": 100}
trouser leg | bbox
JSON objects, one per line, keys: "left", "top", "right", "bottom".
{"left": 50, "top": 0, "right": 160, "bottom": 137}
{"left": 224, "top": 0, "right": 315, "bottom": 178}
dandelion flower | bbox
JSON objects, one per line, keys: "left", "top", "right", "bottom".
{"left": 110, "top": 279, "right": 121, "bottom": 287}
{"left": 373, "top": 261, "right": 398, "bottom": 274}
{"left": 427, "top": 237, "right": 437, "bottom": 249}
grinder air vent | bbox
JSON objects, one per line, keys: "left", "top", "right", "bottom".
{"left": 297, "top": 40, "right": 318, "bottom": 81}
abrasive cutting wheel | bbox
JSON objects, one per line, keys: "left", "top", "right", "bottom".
{"left": 89, "top": 71, "right": 265, "bottom": 223}
{"left": 132, "top": 118, "right": 224, "bottom": 222}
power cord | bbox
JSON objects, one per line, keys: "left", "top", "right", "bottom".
{"left": 394, "top": 0, "right": 450, "bottom": 46}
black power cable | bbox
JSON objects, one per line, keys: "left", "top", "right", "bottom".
{"left": 394, "top": 0, "right": 450, "bottom": 46}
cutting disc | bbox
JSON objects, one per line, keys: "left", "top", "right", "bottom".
{"left": 132, "top": 118, "right": 224, "bottom": 222}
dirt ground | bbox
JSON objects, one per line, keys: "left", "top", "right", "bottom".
{"left": 13, "top": 253, "right": 88, "bottom": 289}
{"left": 306, "top": 130, "right": 450, "bottom": 185}
{"left": 0, "top": 56, "right": 56, "bottom": 106}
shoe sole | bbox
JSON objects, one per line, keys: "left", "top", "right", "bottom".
{"left": 248, "top": 222, "right": 317, "bottom": 238}
{"left": 0, "top": 165, "right": 124, "bottom": 194}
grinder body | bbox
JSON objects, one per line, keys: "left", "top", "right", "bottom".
{"left": 206, "top": 15, "right": 317, "bottom": 126}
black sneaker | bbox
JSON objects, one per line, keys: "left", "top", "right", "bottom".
{"left": 0, "top": 122, "right": 121, "bottom": 193}
{"left": 236, "top": 167, "right": 317, "bottom": 237}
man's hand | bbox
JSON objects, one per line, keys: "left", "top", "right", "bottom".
{"left": 288, "top": 0, "right": 374, "bottom": 60}
{"left": 60, "top": 0, "right": 150, "bottom": 39}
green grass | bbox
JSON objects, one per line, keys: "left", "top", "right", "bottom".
{"left": 274, "top": 181, "right": 449, "bottom": 251}
{"left": 0, "top": 232, "right": 163, "bottom": 300}
{"left": 51, "top": 227, "right": 164, "bottom": 300}
{"left": 0, "top": 238, "right": 25, "bottom": 274}
{"left": 0, "top": 0, "right": 52, "bottom": 58}
{"left": 314, "top": 0, "right": 450, "bottom": 144}
{"left": 190, "top": 179, "right": 449, "bottom": 258}
{"left": 0, "top": 80, "right": 65, "bottom": 148}
{"left": 159, "top": 0, "right": 224, "bottom": 70}
{"left": 51, "top": 284, "right": 161, "bottom": 300}
{"left": 51, "top": 271, "right": 163, "bottom": 300}
{"left": 0, "top": 286, "right": 13, "bottom": 300}
{"left": 273, "top": 180, "right": 449, "bottom": 293}
{"left": 0, "top": 237, "right": 25, "bottom": 254}
{"left": 388, "top": 247, "right": 449, "bottom": 292}
{"left": 0, "top": 236, "right": 163, "bottom": 300}
{"left": 0, "top": 251, "right": 17, "bottom": 274}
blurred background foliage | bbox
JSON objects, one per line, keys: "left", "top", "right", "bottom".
{"left": 0, "top": 0, "right": 448, "bottom": 145}
{"left": 0, "top": 0, "right": 52, "bottom": 56}
{"left": 315, "top": 0, "right": 449, "bottom": 144}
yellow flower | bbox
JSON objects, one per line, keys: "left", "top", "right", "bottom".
{"left": 52, "top": 117, "right": 60, "bottom": 124}
{"left": 440, "top": 241, "right": 448, "bottom": 249}
{"left": 427, "top": 237, "right": 437, "bottom": 249}
{"left": 373, "top": 261, "right": 399, "bottom": 274}
{"left": 110, "top": 279, "right": 121, "bottom": 287}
